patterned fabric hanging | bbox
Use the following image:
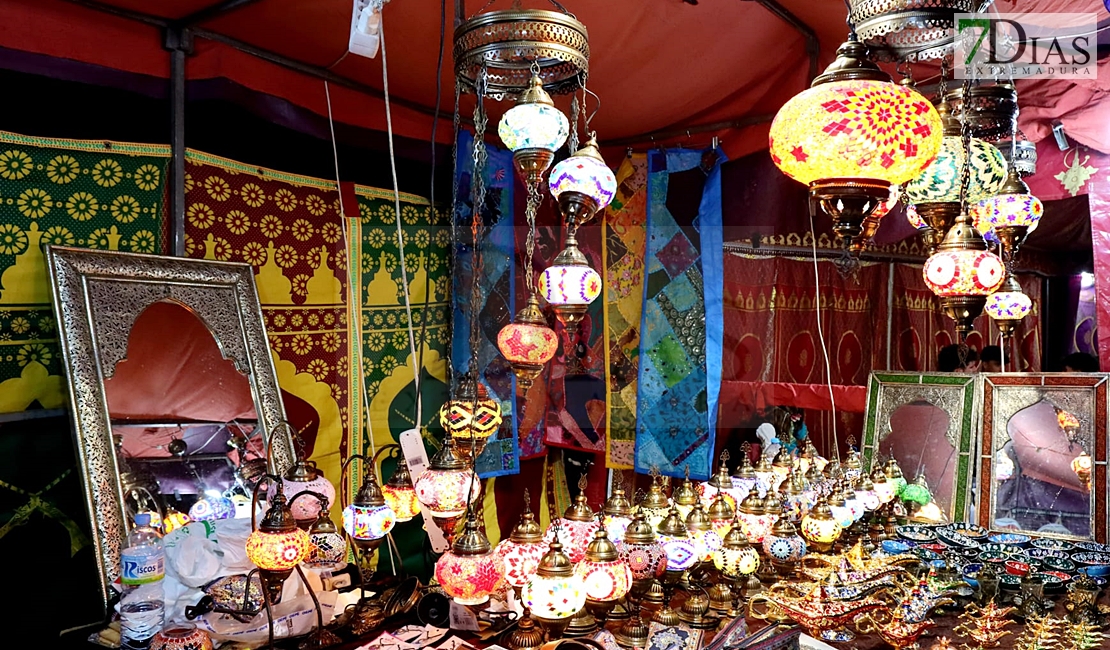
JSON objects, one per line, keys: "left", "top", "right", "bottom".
{"left": 0, "top": 131, "right": 169, "bottom": 413}
{"left": 635, "top": 148, "right": 725, "bottom": 481}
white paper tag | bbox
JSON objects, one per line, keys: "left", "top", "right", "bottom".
{"left": 448, "top": 601, "right": 481, "bottom": 632}
{"left": 399, "top": 428, "right": 449, "bottom": 553}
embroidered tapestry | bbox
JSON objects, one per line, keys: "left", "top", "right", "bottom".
{"left": 603, "top": 154, "right": 647, "bottom": 468}
{"left": 452, "top": 131, "right": 519, "bottom": 477}
{"left": 0, "top": 131, "right": 169, "bottom": 413}
{"left": 635, "top": 148, "right": 725, "bottom": 481}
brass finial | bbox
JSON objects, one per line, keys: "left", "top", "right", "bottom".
{"left": 510, "top": 490, "right": 544, "bottom": 544}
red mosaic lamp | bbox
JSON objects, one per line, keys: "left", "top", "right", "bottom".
{"left": 434, "top": 510, "right": 505, "bottom": 606}
{"left": 497, "top": 294, "right": 558, "bottom": 391}
{"left": 923, "top": 211, "right": 1006, "bottom": 339}
{"left": 246, "top": 482, "right": 311, "bottom": 603}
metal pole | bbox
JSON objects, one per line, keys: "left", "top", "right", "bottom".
{"left": 886, "top": 262, "right": 894, "bottom": 370}
{"left": 168, "top": 30, "right": 188, "bottom": 256}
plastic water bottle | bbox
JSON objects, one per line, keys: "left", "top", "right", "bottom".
{"left": 120, "top": 513, "right": 165, "bottom": 649}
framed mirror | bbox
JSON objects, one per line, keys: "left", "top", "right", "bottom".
{"left": 46, "top": 246, "right": 296, "bottom": 612}
{"left": 979, "top": 374, "right": 1107, "bottom": 543}
{"left": 862, "top": 372, "right": 979, "bottom": 523}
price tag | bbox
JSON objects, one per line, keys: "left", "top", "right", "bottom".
{"left": 447, "top": 601, "right": 481, "bottom": 632}
{"left": 398, "top": 428, "right": 449, "bottom": 553}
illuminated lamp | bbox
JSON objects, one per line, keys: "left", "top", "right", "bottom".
{"left": 306, "top": 506, "right": 346, "bottom": 569}
{"left": 246, "top": 484, "right": 311, "bottom": 604}
{"left": 900, "top": 475, "right": 932, "bottom": 507}
{"left": 712, "top": 518, "right": 760, "bottom": 579}
{"left": 779, "top": 470, "right": 812, "bottom": 521}
{"left": 576, "top": 526, "right": 633, "bottom": 623}
{"left": 381, "top": 459, "right": 421, "bottom": 523}
{"left": 871, "top": 467, "right": 896, "bottom": 505}
{"left": 971, "top": 170, "right": 1043, "bottom": 266}
{"left": 762, "top": 517, "right": 807, "bottom": 577}
{"left": 842, "top": 446, "right": 864, "bottom": 482}
{"left": 840, "top": 482, "right": 863, "bottom": 522}
{"left": 685, "top": 500, "right": 723, "bottom": 563}
{"left": 1073, "top": 451, "right": 1093, "bottom": 491}
{"left": 771, "top": 448, "right": 794, "bottom": 481}
{"left": 854, "top": 474, "right": 881, "bottom": 512}
{"left": 544, "top": 477, "right": 599, "bottom": 564}
{"left": 640, "top": 475, "right": 672, "bottom": 529}
{"left": 799, "top": 498, "right": 843, "bottom": 553}
{"left": 538, "top": 231, "right": 602, "bottom": 332}
{"left": 905, "top": 100, "right": 1007, "bottom": 240}
{"left": 798, "top": 439, "right": 827, "bottom": 476}
{"left": 703, "top": 453, "right": 742, "bottom": 510}
{"left": 434, "top": 513, "right": 505, "bottom": 606}
{"left": 497, "top": 295, "right": 558, "bottom": 391}
{"left": 495, "top": 493, "right": 548, "bottom": 595}
{"left": 730, "top": 448, "right": 760, "bottom": 497}
{"left": 985, "top": 274, "right": 1032, "bottom": 340}
{"left": 707, "top": 490, "right": 736, "bottom": 538}
{"left": 884, "top": 458, "right": 908, "bottom": 496}
{"left": 413, "top": 439, "right": 481, "bottom": 537}
{"left": 188, "top": 492, "right": 236, "bottom": 522}
{"left": 753, "top": 453, "right": 777, "bottom": 495}
{"left": 1058, "top": 408, "right": 1081, "bottom": 440}
{"left": 827, "top": 487, "right": 854, "bottom": 529}
{"left": 498, "top": 73, "right": 570, "bottom": 185}
{"left": 923, "top": 213, "right": 1006, "bottom": 339}
{"left": 162, "top": 507, "right": 191, "bottom": 534}
{"left": 602, "top": 479, "right": 634, "bottom": 544}
{"left": 281, "top": 457, "right": 336, "bottom": 526}
{"left": 616, "top": 510, "right": 668, "bottom": 582}
{"left": 548, "top": 137, "right": 617, "bottom": 228}
{"left": 657, "top": 506, "right": 698, "bottom": 572}
{"left": 523, "top": 538, "right": 586, "bottom": 640}
{"left": 735, "top": 488, "right": 771, "bottom": 544}
{"left": 769, "top": 39, "right": 943, "bottom": 249}
{"left": 439, "top": 380, "right": 503, "bottom": 459}
{"left": 341, "top": 469, "right": 396, "bottom": 553}
{"left": 673, "top": 472, "right": 701, "bottom": 520}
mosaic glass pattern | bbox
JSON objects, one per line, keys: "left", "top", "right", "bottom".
{"left": 306, "top": 530, "right": 346, "bottom": 567}
{"left": 543, "top": 518, "right": 600, "bottom": 563}
{"left": 495, "top": 538, "right": 548, "bottom": 589}
{"left": 439, "top": 395, "right": 503, "bottom": 440}
{"left": 769, "top": 80, "right": 942, "bottom": 186}
{"left": 713, "top": 544, "right": 760, "bottom": 576}
{"left": 904, "top": 136, "right": 1006, "bottom": 203}
{"left": 497, "top": 320, "right": 558, "bottom": 365}
{"left": 577, "top": 559, "right": 632, "bottom": 602}
{"left": 435, "top": 549, "right": 504, "bottom": 606}
{"left": 413, "top": 466, "right": 481, "bottom": 518}
{"left": 800, "top": 514, "right": 842, "bottom": 545}
{"left": 280, "top": 475, "right": 336, "bottom": 522}
{"left": 549, "top": 155, "right": 617, "bottom": 210}
{"left": 188, "top": 495, "right": 235, "bottom": 522}
{"left": 660, "top": 535, "right": 698, "bottom": 571}
{"left": 538, "top": 264, "right": 602, "bottom": 306}
{"left": 985, "top": 290, "right": 1032, "bottom": 321}
{"left": 498, "top": 103, "right": 570, "bottom": 153}
{"left": 923, "top": 249, "right": 1005, "bottom": 297}
{"left": 523, "top": 573, "right": 586, "bottom": 620}
{"left": 972, "top": 192, "right": 1044, "bottom": 234}
{"left": 616, "top": 540, "right": 668, "bottom": 581}
{"left": 382, "top": 484, "right": 421, "bottom": 522}
{"left": 246, "top": 528, "right": 310, "bottom": 571}
{"left": 762, "top": 533, "right": 807, "bottom": 563}
{"left": 342, "top": 502, "right": 396, "bottom": 541}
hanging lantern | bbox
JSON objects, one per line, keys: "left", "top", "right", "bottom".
{"left": 799, "top": 498, "right": 843, "bottom": 553}
{"left": 923, "top": 213, "right": 1006, "bottom": 339}
{"left": 498, "top": 73, "right": 570, "bottom": 185}
{"left": 971, "top": 170, "right": 1043, "bottom": 265}
{"left": 712, "top": 518, "right": 760, "bottom": 578}
{"left": 656, "top": 506, "right": 698, "bottom": 572}
{"left": 342, "top": 468, "right": 397, "bottom": 552}
{"left": 496, "top": 496, "right": 549, "bottom": 593}
{"left": 522, "top": 539, "right": 587, "bottom": 639}
{"left": 549, "top": 137, "right": 617, "bottom": 227}
{"left": 306, "top": 510, "right": 346, "bottom": 568}
{"left": 576, "top": 526, "right": 633, "bottom": 622}
{"left": 544, "top": 481, "right": 599, "bottom": 564}
{"left": 1072, "top": 451, "right": 1093, "bottom": 491}
{"left": 538, "top": 232, "right": 602, "bottom": 330}
{"left": 985, "top": 274, "right": 1032, "bottom": 340}
{"left": 615, "top": 511, "right": 668, "bottom": 581}
{"left": 769, "top": 39, "right": 943, "bottom": 248}
{"left": 246, "top": 486, "right": 312, "bottom": 603}
{"left": 413, "top": 439, "right": 482, "bottom": 524}
{"left": 497, "top": 295, "right": 558, "bottom": 391}
{"left": 439, "top": 381, "right": 503, "bottom": 458}
{"left": 280, "top": 458, "right": 336, "bottom": 525}
{"left": 602, "top": 481, "right": 635, "bottom": 544}
{"left": 382, "top": 460, "right": 421, "bottom": 523}
{"left": 434, "top": 514, "right": 505, "bottom": 606}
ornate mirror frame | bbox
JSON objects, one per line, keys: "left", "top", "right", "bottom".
{"left": 45, "top": 246, "right": 295, "bottom": 611}
{"left": 978, "top": 373, "right": 1108, "bottom": 543}
{"left": 862, "top": 372, "right": 979, "bottom": 523}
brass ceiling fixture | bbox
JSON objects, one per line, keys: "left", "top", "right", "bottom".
{"left": 847, "top": 0, "right": 994, "bottom": 62}
{"left": 945, "top": 84, "right": 1019, "bottom": 142}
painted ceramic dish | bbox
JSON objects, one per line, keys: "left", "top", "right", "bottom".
{"left": 978, "top": 551, "right": 1009, "bottom": 564}
{"left": 961, "top": 563, "right": 983, "bottom": 588}
{"left": 1073, "top": 541, "right": 1110, "bottom": 553}
{"left": 914, "top": 548, "right": 943, "bottom": 562}
{"left": 896, "top": 525, "right": 936, "bottom": 543}
{"left": 881, "top": 540, "right": 911, "bottom": 555}
{"left": 1036, "top": 571, "right": 1071, "bottom": 592}
{"left": 988, "top": 533, "right": 1030, "bottom": 547}
{"left": 935, "top": 527, "right": 979, "bottom": 549}
{"left": 1041, "top": 556, "right": 1076, "bottom": 573}
{"left": 999, "top": 573, "right": 1021, "bottom": 590}
{"left": 1078, "top": 567, "right": 1110, "bottom": 582}
{"left": 944, "top": 523, "right": 989, "bottom": 540}
{"left": 1030, "top": 538, "right": 1074, "bottom": 552}
{"left": 1024, "top": 548, "right": 1069, "bottom": 561}
{"left": 977, "top": 543, "right": 1015, "bottom": 556}
{"left": 1004, "top": 560, "right": 1030, "bottom": 576}
{"left": 1071, "top": 552, "right": 1110, "bottom": 566}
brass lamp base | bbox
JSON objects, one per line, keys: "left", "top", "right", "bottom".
{"left": 939, "top": 295, "right": 988, "bottom": 340}
{"left": 553, "top": 304, "right": 588, "bottom": 331}
{"left": 809, "top": 178, "right": 891, "bottom": 247}
{"left": 995, "top": 320, "right": 1019, "bottom": 339}
{"left": 651, "top": 606, "right": 680, "bottom": 627}
{"left": 613, "top": 614, "right": 649, "bottom": 649}
{"left": 565, "top": 607, "right": 598, "bottom": 637}
{"left": 347, "top": 599, "right": 385, "bottom": 637}
{"left": 299, "top": 628, "right": 342, "bottom": 650}
{"left": 995, "top": 224, "right": 1030, "bottom": 264}
{"left": 558, "top": 191, "right": 602, "bottom": 228}
{"left": 915, "top": 202, "right": 961, "bottom": 237}
{"left": 514, "top": 148, "right": 555, "bottom": 187}
{"left": 510, "top": 362, "right": 545, "bottom": 392}
{"left": 532, "top": 615, "right": 571, "bottom": 642}
{"left": 509, "top": 610, "right": 546, "bottom": 650}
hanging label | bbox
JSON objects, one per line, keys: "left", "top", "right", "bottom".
{"left": 398, "top": 428, "right": 449, "bottom": 553}
{"left": 448, "top": 601, "right": 481, "bottom": 632}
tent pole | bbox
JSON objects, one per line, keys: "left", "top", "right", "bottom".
{"left": 165, "top": 28, "right": 191, "bottom": 257}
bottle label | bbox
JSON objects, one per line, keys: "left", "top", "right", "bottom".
{"left": 120, "top": 550, "right": 164, "bottom": 585}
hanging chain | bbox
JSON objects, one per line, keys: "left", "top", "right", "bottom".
{"left": 446, "top": 80, "right": 463, "bottom": 392}
{"left": 956, "top": 75, "right": 975, "bottom": 214}
{"left": 938, "top": 58, "right": 949, "bottom": 100}
{"left": 466, "top": 67, "right": 489, "bottom": 417}
{"left": 569, "top": 92, "right": 580, "bottom": 154}
{"left": 524, "top": 182, "right": 542, "bottom": 293}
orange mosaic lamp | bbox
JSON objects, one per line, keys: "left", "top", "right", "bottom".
{"left": 434, "top": 513, "right": 505, "bottom": 606}
{"left": 770, "top": 38, "right": 942, "bottom": 248}
{"left": 438, "top": 381, "right": 503, "bottom": 458}
{"left": 382, "top": 460, "right": 421, "bottom": 523}
{"left": 246, "top": 484, "right": 312, "bottom": 603}
{"left": 497, "top": 294, "right": 558, "bottom": 391}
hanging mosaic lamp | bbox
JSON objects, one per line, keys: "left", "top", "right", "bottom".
{"left": 769, "top": 38, "right": 942, "bottom": 248}
{"left": 905, "top": 101, "right": 1006, "bottom": 247}
{"left": 549, "top": 136, "right": 617, "bottom": 227}
{"left": 381, "top": 459, "right": 421, "bottom": 523}
{"left": 602, "top": 480, "right": 635, "bottom": 544}
{"left": 434, "top": 513, "right": 505, "bottom": 606}
{"left": 971, "top": 169, "right": 1043, "bottom": 265}
{"left": 923, "top": 211, "right": 1006, "bottom": 339}
{"left": 342, "top": 466, "right": 397, "bottom": 552}
{"left": 496, "top": 495, "right": 549, "bottom": 594}
{"left": 413, "top": 438, "right": 482, "bottom": 525}
{"left": 543, "top": 479, "right": 600, "bottom": 564}
{"left": 306, "top": 509, "right": 346, "bottom": 568}
{"left": 538, "top": 229, "right": 602, "bottom": 331}
{"left": 985, "top": 274, "right": 1032, "bottom": 340}
{"left": 438, "top": 380, "right": 503, "bottom": 459}
{"left": 522, "top": 538, "right": 587, "bottom": 639}
{"left": 576, "top": 525, "right": 633, "bottom": 622}
{"left": 497, "top": 294, "right": 559, "bottom": 391}
{"left": 498, "top": 73, "right": 570, "bottom": 185}
{"left": 280, "top": 458, "right": 336, "bottom": 526}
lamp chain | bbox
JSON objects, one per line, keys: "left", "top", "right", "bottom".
{"left": 956, "top": 75, "right": 974, "bottom": 215}
{"left": 569, "top": 93, "right": 580, "bottom": 153}
{"left": 524, "top": 181, "right": 542, "bottom": 292}
{"left": 447, "top": 81, "right": 463, "bottom": 388}
{"left": 466, "top": 67, "right": 489, "bottom": 438}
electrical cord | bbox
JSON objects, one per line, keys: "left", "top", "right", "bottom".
{"left": 808, "top": 209, "right": 839, "bottom": 457}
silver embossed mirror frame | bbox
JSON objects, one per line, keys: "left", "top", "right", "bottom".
{"left": 45, "top": 246, "right": 296, "bottom": 612}
{"left": 978, "top": 373, "right": 1108, "bottom": 543}
{"left": 862, "top": 372, "right": 979, "bottom": 523}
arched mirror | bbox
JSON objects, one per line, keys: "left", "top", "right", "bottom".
{"left": 882, "top": 400, "right": 956, "bottom": 517}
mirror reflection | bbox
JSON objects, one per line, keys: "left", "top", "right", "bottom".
{"left": 994, "top": 399, "right": 1092, "bottom": 538}
{"left": 104, "top": 301, "right": 264, "bottom": 529}
{"left": 880, "top": 400, "right": 955, "bottom": 521}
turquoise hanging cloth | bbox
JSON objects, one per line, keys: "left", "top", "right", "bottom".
{"left": 634, "top": 147, "right": 725, "bottom": 481}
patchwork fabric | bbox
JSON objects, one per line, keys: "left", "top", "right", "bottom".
{"left": 0, "top": 132, "right": 169, "bottom": 413}
{"left": 635, "top": 148, "right": 725, "bottom": 481}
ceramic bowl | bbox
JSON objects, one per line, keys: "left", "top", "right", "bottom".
{"left": 1024, "top": 548, "right": 1069, "bottom": 561}
{"left": 962, "top": 563, "right": 983, "bottom": 588}
{"left": 920, "top": 543, "right": 948, "bottom": 553}
{"left": 1030, "top": 538, "right": 1075, "bottom": 552}
{"left": 988, "top": 533, "right": 1031, "bottom": 547}
{"left": 896, "top": 525, "right": 937, "bottom": 543}
{"left": 945, "top": 522, "right": 989, "bottom": 540}
{"left": 1073, "top": 541, "right": 1110, "bottom": 553}
{"left": 1004, "top": 560, "right": 1031, "bottom": 577}
{"left": 1036, "top": 570, "right": 1071, "bottom": 593}
{"left": 1077, "top": 567, "right": 1110, "bottom": 584}
{"left": 978, "top": 550, "right": 1009, "bottom": 565}
{"left": 915, "top": 548, "right": 943, "bottom": 562}
{"left": 999, "top": 573, "right": 1021, "bottom": 590}
{"left": 882, "top": 540, "right": 911, "bottom": 555}
{"left": 935, "top": 527, "right": 979, "bottom": 549}
{"left": 1041, "top": 556, "right": 1076, "bottom": 573}
{"left": 1071, "top": 552, "right": 1110, "bottom": 566}
{"left": 978, "top": 543, "right": 1015, "bottom": 556}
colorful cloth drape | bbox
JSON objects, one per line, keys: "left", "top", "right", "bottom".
{"left": 0, "top": 131, "right": 169, "bottom": 413}
{"left": 635, "top": 148, "right": 725, "bottom": 481}
{"left": 603, "top": 155, "right": 647, "bottom": 468}
{"left": 452, "top": 131, "right": 519, "bottom": 477}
